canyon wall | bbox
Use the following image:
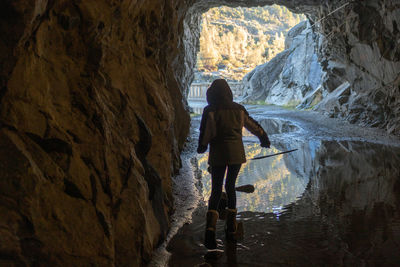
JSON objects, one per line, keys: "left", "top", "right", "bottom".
{"left": 0, "top": 0, "right": 399, "bottom": 266}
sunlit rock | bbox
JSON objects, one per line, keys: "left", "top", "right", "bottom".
{"left": 241, "top": 20, "right": 325, "bottom": 107}
{"left": 240, "top": 0, "right": 400, "bottom": 134}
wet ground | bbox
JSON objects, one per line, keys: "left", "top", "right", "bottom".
{"left": 162, "top": 101, "right": 400, "bottom": 267}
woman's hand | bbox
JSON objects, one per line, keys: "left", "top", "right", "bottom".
{"left": 260, "top": 133, "right": 271, "bottom": 148}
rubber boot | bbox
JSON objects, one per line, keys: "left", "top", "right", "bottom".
{"left": 225, "top": 209, "right": 238, "bottom": 242}
{"left": 204, "top": 210, "right": 219, "bottom": 249}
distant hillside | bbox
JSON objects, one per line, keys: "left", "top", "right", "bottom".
{"left": 196, "top": 5, "right": 306, "bottom": 82}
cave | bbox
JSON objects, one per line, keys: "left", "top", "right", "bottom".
{"left": 0, "top": 0, "right": 399, "bottom": 266}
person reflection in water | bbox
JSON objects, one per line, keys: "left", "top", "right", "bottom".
{"left": 197, "top": 79, "right": 270, "bottom": 249}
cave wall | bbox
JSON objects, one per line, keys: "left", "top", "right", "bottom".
{"left": 0, "top": 0, "right": 190, "bottom": 265}
{"left": 0, "top": 1, "right": 319, "bottom": 264}
{"left": 312, "top": 0, "right": 400, "bottom": 134}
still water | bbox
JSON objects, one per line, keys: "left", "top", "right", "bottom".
{"left": 167, "top": 102, "right": 400, "bottom": 266}
{"left": 197, "top": 145, "right": 308, "bottom": 214}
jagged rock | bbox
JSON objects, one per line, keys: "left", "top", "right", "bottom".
{"left": 241, "top": 20, "right": 325, "bottom": 107}
{"left": 240, "top": 0, "right": 400, "bottom": 134}
{"left": 0, "top": 1, "right": 190, "bottom": 265}
{"left": 314, "top": 0, "right": 400, "bottom": 134}
{"left": 241, "top": 49, "right": 291, "bottom": 103}
{"left": 314, "top": 81, "right": 351, "bottom": 118}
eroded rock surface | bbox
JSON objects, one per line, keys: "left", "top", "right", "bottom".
{"left": 0, "top": 1, "right": 190, "bottom": 265}
{"left": 241, "top": 0, "right": 400, "bottom": 135}
{"left": 314, "top": 0, "right": 400, "bottom": 134}
{"left": 241, "top": 20, "right": 325, "bottom": 106}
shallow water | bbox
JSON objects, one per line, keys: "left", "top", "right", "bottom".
{"left": 198, "top": 145, "right": 308, "bottom": 214}
{"left": 166, "top": 102, "right": 400, "bottom": 266}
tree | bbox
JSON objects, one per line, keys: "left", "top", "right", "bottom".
{"left": 196, "top": 5, "right": 306, "bottom": 80}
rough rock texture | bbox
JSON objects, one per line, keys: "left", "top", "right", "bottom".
{"left": 241, "top": 20, "right": 325, "bottom": 106}
{"left": 313, "top": 0, "right": 400, "bottom": 134}
{"left": 1, "top": 0, "right": 400, "bottom": 266}
{"left": 0, "top": 1, "right": 190, "bottom": 266}
{"left": 241, "top": 0, "right": 400, "bottom": 134}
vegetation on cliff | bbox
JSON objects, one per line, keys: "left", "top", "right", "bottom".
{"left": 196, "top": 5, "right": 305, "bottom": 81}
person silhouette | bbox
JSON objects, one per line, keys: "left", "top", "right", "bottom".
{"left": 197, "top": 79, "right": 270, "bottom": 249}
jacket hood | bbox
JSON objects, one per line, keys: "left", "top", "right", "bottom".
{"left": 206, "top": 79, "right": 233, "bottom": 106}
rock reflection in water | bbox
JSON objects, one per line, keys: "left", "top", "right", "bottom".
{"left": 197, "top": 144, "right": 307, "bottom": 213}
{"left": 168, "top": 140, "right": 400, "bottom": 266}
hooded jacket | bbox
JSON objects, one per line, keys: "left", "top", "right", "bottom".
{"left": 197, "top": 79, "right": 270, "bottom": 166}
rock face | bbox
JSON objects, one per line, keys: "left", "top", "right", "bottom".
{"left": 0, "top": 1, "right": 190, "bottom": 266}
{"left": 314, "top": 0, "right": 400, "bottom": 134}
{"left": 241, "top": 0, "right": 400, "bottom": 135}
{"left": 1, "top": 0, "right": 400, "bottom": 266}
{"left": 241, "top": 20, "right": 325, "bottom": 106}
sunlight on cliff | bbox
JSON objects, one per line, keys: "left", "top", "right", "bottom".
{"left": 196, "top": 5, "right": 305, "bottom": 82}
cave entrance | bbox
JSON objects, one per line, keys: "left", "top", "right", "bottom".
{"left": 165, "top": 1, "right": 400, "bottom": 265}
{"left": 188, "top": 5, "right": 305, "bottom": 101}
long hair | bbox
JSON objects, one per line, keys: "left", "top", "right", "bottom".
{"left": 206, "top": 79, "right": 233, "bottom": 106}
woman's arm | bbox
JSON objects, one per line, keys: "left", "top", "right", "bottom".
{"left": 243, "top": 109, "right": 271, "bottom": 148}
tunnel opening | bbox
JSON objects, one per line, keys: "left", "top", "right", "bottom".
{"left": 165, "top": 1, "right": 400, "bottom": 265}
{"left": 188, "top": 5, "right": 308, "bottom": 104}
{"left": 182, "top": 0, "right": 400, "bottom": 134}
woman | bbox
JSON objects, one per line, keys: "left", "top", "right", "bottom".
{"left": 197, "top": 79, "right": 270, "bottom": 249}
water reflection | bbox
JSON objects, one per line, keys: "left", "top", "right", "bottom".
{"left": 168, "top": 139, "right": 400, "bottom": 266}
{"left": 197, "top": 144, "right": 307, "bottom": 213}
{"left": 259, "top": 118, "right": 300, "bottom": 134}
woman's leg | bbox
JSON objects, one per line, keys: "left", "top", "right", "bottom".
{"left": 225, "top": 164, "right": 241, "bottom": 209}
{"left": 205, "top": 165, "right": 226, "bottom": 249}
{"left": 208, "top": 165, "right": 226, "bottom": 210}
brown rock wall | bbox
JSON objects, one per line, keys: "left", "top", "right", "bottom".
{"left": 0, "top": 0, "right": 189, "bottom": 265}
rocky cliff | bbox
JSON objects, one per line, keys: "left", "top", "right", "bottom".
{"left": 241, "top": 0, "right": 400, "bottom": 135}
{"left": 241, "top": 20, "right": 325, "bottom": 106}
{"left": 1, "top": 0, "right": 399, "bottom": 266}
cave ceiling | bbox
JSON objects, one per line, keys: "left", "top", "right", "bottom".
{"left": 189, "top": 0, "right": 327, "bottom": 15}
